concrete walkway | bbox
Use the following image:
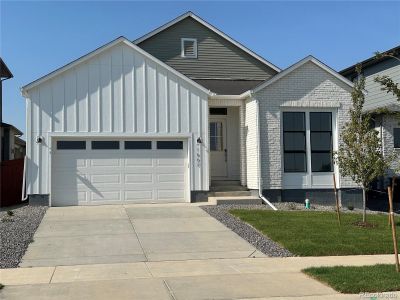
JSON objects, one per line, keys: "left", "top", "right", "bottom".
{"left": 1, "top": 204, "right": 399, "bottom": 299}
{"left": 1, "top": 255, "right": 399, "bottom": 299}
{"left": 20, "top": 204, "right": 262, "bottom": 267}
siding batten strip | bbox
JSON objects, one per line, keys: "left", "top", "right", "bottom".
{"left": 143, "top": 59, "right": 148, "bottom": 133}
{"left": 121, "top": 47, "right": 125, "bottom": 132}
{"left": 110, "top": 55, "right": 114, "bottom": 132}
{"left": 155, "top": 66, "right": 159, "bottom": 133}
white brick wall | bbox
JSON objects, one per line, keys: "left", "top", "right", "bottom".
{"left": 245, "top": 99, "right": 259, "bottom": 189}
{"left": 382, "top": 115, "right": 400, "bottom": 176}
{"left": 253, "top": 61, "right": 357, "bottom": 189}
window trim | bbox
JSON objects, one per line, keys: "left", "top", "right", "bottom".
{"left": 181, "top": 38, "right": 198, "bottom": 58}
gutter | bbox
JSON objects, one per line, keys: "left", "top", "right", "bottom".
{"left": 255, "top": 97, "right": 278, "bottom": 211}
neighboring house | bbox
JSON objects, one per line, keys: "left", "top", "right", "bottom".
{"left": 21, "top": 12, "right": 359, "bottom": 207}
{"left": 1, "top": 58, "right": 26, "bottom": 162}
{"left": 340, "top": 46, "right": 400, "bottom": 190}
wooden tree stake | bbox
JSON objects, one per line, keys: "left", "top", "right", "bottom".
{"left": 388, "top": 186, "right": 399, "bottom": 272}
{"left": 333, "top": 174, "right": 341, "bottom": 226}
{"left": 389, "top": 177, "right": 396, "bottom": 226}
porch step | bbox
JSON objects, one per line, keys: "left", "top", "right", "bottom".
{"left": 211, "top": 196, "right": 262, "bottom": 205}
{"left": 210, "top": 185, "right": 248, "bottom": 192}
{"left": 211, "top": 180, "right": 241, "bottom": 186}
{"left": 208, "top": 191, "right": 252, "bottom": 197}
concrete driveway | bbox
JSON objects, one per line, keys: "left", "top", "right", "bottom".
{"left": 4, "top": 204, "right": 397, "bottom": 299}
{"left": 20, "top": 204, "right": 262, "bottom": 267}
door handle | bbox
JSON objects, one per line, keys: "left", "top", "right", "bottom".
{"left": 224, "top": 149, "right": 227, "bottom": 162}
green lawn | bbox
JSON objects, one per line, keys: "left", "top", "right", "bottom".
{"left": 230, "top": 210, "right": 400, "bottom": 256}
{"left": 303, "top": 264, "right": 400, "bottom": 293}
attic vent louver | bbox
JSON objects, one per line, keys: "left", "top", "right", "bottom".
{"left": 181, "top": 38, "right": 197, "bottom": 58}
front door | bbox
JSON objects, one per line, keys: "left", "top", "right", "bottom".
{"left": 209, "top": 119, "right": 227, "bottom": 177}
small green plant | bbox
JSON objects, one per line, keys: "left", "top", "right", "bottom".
{"left": 0, "top": 283, "right": 4, "bottom": 290}
{"left": 347, "top": 205, "right": 354, "bottom": 211}
{"left": 7, "top": 210, "right": 14, "bottom": 217}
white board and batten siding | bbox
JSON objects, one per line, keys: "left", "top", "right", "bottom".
{"left": 24, "top": 40, "right": 209, "bottom": 203}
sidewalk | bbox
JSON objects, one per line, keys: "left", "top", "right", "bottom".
{"left": 1, "top": 255, "right": 399, "bottom": 299}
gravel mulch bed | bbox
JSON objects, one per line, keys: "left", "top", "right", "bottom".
{"left": 0, "top": 204, "right": 47, "bottom": 268}
{"left": 201, "top": 204, "right": 293, "bottom": 257}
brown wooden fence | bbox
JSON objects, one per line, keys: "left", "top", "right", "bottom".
{"left": 0, "top": 158, "right": 24, "bottom": 207}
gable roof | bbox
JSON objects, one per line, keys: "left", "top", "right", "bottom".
{"left": 340, "top": 44, "right": 400, "bottom": 78}
{"left": 252, "top": 55, "right": 354, "bottom": 93}
{"left": 0, "top": 58, "right": 13, "bottom": 79}
{"left": 21, "top": 36, "right": 211, "bottom": 96}
{"left": 133, "top": 11, "right": 281, "bottom": 73}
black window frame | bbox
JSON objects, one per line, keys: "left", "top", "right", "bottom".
{"left": 394, "top": 128, "right": 400, "bottom": 149}
{"left": 57, "top": 140, "right": 86, "bottom": 150}
{"left": 157, "top": 141, "right": 183, "bottom": 150}
{"left": 91, "top": 141, "right": 120, "bottom": 150}
{"left": 124, "top": 141, "right": 152, "bottom": 150}
{"left": 310, "top": 112, "right": 333, "bottom": 172}
{"left": 283, "top": 112, "right": 307, "bottom": 173}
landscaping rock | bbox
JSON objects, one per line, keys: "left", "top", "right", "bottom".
{"left": 201, "top": 205, "right": 293, "bottom": 257}
{"left": 0, "top": 204, "right": 47, "bottom": 268}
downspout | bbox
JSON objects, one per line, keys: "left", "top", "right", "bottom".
{"left": 255, "top": 97, "right": 277, "bottom": 211}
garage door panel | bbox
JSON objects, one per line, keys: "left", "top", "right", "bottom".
{"left": 125, "top": 174, "right": 153, "bottom": 183}
{"left": 90, "top": 174, "right": 121, "bottom": 184}
{"left": 52, "top": 139, "right": 188, "bottom": 205}
{"left": 91, "top": 158, "right": 121, "bottom": 167}
{"left": 157, "top": 189, "right": 185, "bottom": 200}
{"left": 124, "top": 158, "right": 153, "bottom": 166}
{"left": 158, "top": 174, "right": 185, "bottom": 183}
{"left": 91, "top": 191, "right": 122, "bottom": 202}
{"left": 125, "top": 190, "right": 153, "bottom": 201}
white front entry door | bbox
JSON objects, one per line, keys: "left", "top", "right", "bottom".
{"left": 51, "top": 139, "right": 188, "bottom": 206}
{"left": 210, "top": 119, "right": 227, "bottom": 177}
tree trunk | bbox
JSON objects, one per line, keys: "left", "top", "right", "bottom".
{"left": 362, "top": 188, "right": 367, "bottom": 223}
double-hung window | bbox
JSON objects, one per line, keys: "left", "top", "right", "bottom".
{"left": 283, "top": 112, "right": 307, "bottom": 172}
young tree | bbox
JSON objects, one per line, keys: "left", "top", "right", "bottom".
{"left": 336, "top": 65, "right": 392, "bottom": 223}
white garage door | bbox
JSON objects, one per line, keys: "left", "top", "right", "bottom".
{"left": 51, "top": 139, "right": 188, "bottom": 206}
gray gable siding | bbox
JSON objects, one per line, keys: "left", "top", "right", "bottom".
{"left": 137, "top": 17, "right": 277, "bottom": 81}
{"left": 342, "top": 55, "right": 400, "bottom": 110}
{"left": 362, "top": 58, "right": 400, "bottom": 110}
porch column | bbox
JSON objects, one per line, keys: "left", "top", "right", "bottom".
{"left": 239, "top": 102, "right": 247, "bottom": 186}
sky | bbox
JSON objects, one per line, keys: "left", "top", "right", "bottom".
{"left": 1, "top": 1, "right": 399, "bottom": 137}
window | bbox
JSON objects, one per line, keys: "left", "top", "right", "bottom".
{"left": 209, "top": 122, "right": 224, "bottom": 151}
{"left": 209, "top": 108, "right": 227, "bottom": 115}
{"left": 57, "top": 141, "right": 86, "bottom": 150}
{"left": 310, "top": 112, "right": 333, "bottom": 172}
{"left": 157, "top": 141, "right": 183, "bottom": 149}
{"left": 181, "top": 38, "right": 197, "bottom": 58}
{"left": 125, "top": 141, "right": 152, "bottom": 150}
{"left": 283, "top": 112, "right": 307, "bottom": 172}
{"left": 91, "top": 141, "right": 119, "bottom": 150}
{"left": 394, "top": 128, "right": 400, "bottom": 148}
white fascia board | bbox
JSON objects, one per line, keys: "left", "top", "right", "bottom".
{"left": 252, "top": 56, "right": 354, "bottom": 93}
{"left": 133, "top": 12, "right": 281, "bottom": 73}
{"left": 21, "top": 36, "right": 211, "bottom": 96}
{"left": 208, "top": 90, "right": 252, "bottom": 100}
